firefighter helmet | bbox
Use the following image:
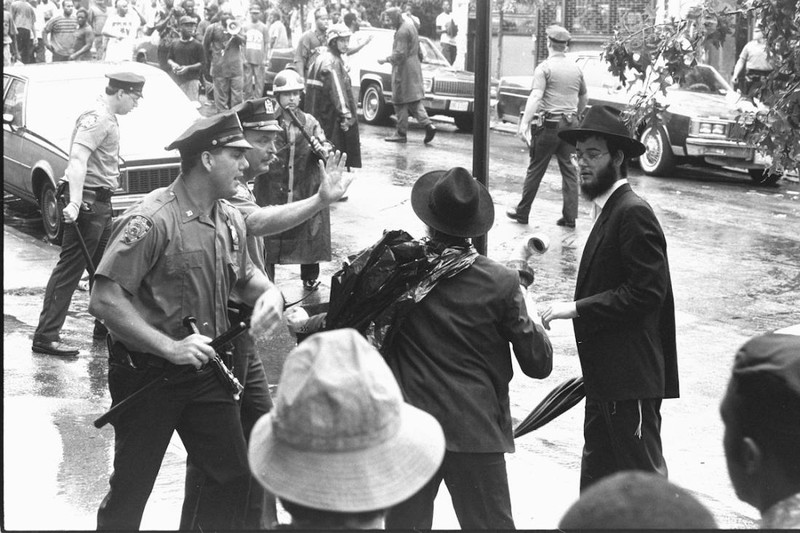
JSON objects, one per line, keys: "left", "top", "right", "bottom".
{"left": 272, "top": 68, "right": 305, "bottom": 93}
{"left": 326, "top": 24, "right": 352, "bottom": 45}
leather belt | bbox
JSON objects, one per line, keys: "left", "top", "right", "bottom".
{"left": 85, "top": 187, "right": 114, "bottom": 203}
{"left": 109, "top": 340, "right": 169, "bottom": 369}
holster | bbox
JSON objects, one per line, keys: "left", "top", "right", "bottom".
{"left": 108, "top": 339, "right": 168, "bottom": 370}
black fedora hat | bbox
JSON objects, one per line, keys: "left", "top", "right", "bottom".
{"left": 559, "top": 105, "right": 646, "bottom": 157}
{"left": 411, "top": 167, "right": 494, "bottom": 238}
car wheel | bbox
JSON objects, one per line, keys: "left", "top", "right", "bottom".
{"left": 748, "top": 168, "right": 782, "bottom": 186}
{"left": 39, "top": 181, "right": 63, "bottom": 244}
{"left": 361, "top": 83, "right": 390, "bottom": 125}
{"left": 639, "top": 125, "right": 676, "bottom": 176}
{"left": 453, "top": 114, "right": 473, "bottom": 133}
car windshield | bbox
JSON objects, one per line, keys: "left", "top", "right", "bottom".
{"left": 677, "top": 65, "right": 732, "bottom": 94}
{"left": 352, "top": 30, "right": 451, "bottom": 67}
{"left": 26, "top": 71, "right": 199, "bottom": 159}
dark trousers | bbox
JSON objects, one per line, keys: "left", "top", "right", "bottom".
{"left": 34, "top": 199, "right": 113, "bottom": 343}
{"left": 516, "top": 117, "right": 578, "bottom": 222}
{"left": 580, "top": 398, "right": 667, "bottom": 492}
{"left": 441, "top": 42, "right": 456, "bottom": 65}
{"left": 16, "top": 28, "right": 35, "bottom": 63}
{"left": 265, "top": 263, "right": 319, "bottom": 283}
{"left": 180, "top": 309, "right": 277, "bottom": 530}
{"left": 97, "top": 362, "right": 251, "bottom": 530}
{"left": 385, "top": 451, "right": 515, "bottom": 529}
{"left": 393, "top": 99, "right": 432, "bottom": 135}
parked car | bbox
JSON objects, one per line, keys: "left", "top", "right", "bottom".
{"left": 496, "top": 52, "right": 780, "bottom": 184}
{"left": 266, "top": 28, "right": 479, "bottom": 132}
{"left": 3, "top": 61, "right": 201, "bottom": 243}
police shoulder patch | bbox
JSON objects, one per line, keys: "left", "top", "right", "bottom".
{"left": 78, "top": 113, "right": 99, "bottom": 130}
{"left": 121, "top": 215, "right": 153, "bottom": 245}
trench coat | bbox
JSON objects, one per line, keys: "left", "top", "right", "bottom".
{"left": 253, "top": 107, "right": 331, "bottom": 265}
{"left": 386, "top": 18, "right": 425, "bottom": 104}
{"left": 305, "top": 49, "right": 362, "bottom": 168}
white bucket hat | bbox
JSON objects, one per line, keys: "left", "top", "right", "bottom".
{"left": 248, "top": 329, "right": 445, "bottom": 512}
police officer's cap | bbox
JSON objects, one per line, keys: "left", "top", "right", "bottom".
{"left": 179, "top": 15, "right": 197, "bottom": 24}
{"left": 165, "top": 111, "right": 253, "bottom": 155}
{"left": 106, "top": 72, "right": 146, "bottom": 97}
{"left": 546, "top": 25, "right": 571, "bottom": 43}
{"left": 235, "top": 97, "right": 282, "bottom": 132}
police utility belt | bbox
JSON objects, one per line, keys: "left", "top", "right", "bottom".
{"left": 108, "top": 339, "right": 231, "bottom": 371}
{"left": 531, "top": 112, "right": 576, "bottom": 130}
{"left": 83, "top": 186, "right": 114, "bottom": 204}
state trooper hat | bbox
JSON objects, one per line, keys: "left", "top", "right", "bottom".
{"left": 546, "top": 24, "right": 571, "bottom": 43}
{"left": 165, "top": 111, "right": 253, "bottom": 155}
{"left": 235, "top": 98, "right": 282, "bottom": 132}
{"left": 105, "top": 71, "right": 146, "bottom": 97}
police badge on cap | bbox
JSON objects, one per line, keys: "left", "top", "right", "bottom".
{"left": 106, "top": 72, "right": 146, "bottom": 97}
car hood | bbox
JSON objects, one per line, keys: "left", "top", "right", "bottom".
{"left": 498, "top": 76, "right": 533, "bottom": 91}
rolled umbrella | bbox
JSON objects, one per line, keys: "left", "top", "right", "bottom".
{"left": 514, "top": 376, "right": 586, "bottom": 438}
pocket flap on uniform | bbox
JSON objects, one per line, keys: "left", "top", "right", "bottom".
{"left": 166, "top": 250, "right": 204, "bottom": 273}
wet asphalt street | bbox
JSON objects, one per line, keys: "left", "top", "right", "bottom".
{"left": 4, "top": 118, "right": 799, "bottom": 529}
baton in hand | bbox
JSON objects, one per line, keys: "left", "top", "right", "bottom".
{"left": 93, "top": 319, "right": 250, "bottom": 429}
{"left": 284, "top": 106, "right": 329, "bottom": 161}
{"left": 56, "top": 183, "right": 96, "bottom": 278}
{"left": 184, "top": 316, "right": 244, "bottom": 400}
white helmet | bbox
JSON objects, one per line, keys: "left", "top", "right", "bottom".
{"left": 326, "top": 23, "right": 352, "bottom": 45}
{"left": 273, "top": 68, "right": 305, "bottom": 93}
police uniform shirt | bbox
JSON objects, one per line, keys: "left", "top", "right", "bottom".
{"left": 71, "top": 96, "right": 121, "bottom": 190}
{"left": 532, "top": 53, "right": 587, "bottom": 115}
{"left": 228, "top": 180, "right": 267, "bottom": 273}
{"left": 95, "top": 175, "right": 257, "bottom": 345}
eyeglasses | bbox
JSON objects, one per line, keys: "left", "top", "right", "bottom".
{"left": 570, "top": 150, "right": 609, "bottom": 166}
{"left": 125, "top": 92, "right": 141, "bottom": 103}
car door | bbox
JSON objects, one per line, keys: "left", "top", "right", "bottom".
{"left": 3, "top": 76, "right": 32, "bottom": 203}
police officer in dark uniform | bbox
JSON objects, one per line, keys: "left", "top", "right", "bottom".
{"left": 506, "top": 25, "right": 588, "bottom": 228}
{"left": 180, "top": 97, "right": 352, "bottom": 530}
{"left": 32, "top": 72, "right": 145, "bottom": 357}
{"left": 89, "top": 111, "right": 285, "bottom": 530}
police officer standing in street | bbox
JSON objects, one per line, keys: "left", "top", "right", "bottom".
{"left": 32, "top": 72, "right": 145, "bottom": 357}
{"left": 179, "top": 98, "right": 352, "bottom": 530}
{"left": 507, "top": 25, "right": 587, "bottom": 228}
{"left": 89, "top": 111, "right": 285, "bottom": 530}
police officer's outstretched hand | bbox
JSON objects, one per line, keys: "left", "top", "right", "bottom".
{"left": 166, "top": 333, "right": 216, "bottom": 369}
{"left": 318, "top": 150, "right": 352, "bottom": 204}
{"left": 250, "top": 285, "right": 285, "bottom": 339}
{"left": 63, "top": 202, "right": 81, "bottom": 224}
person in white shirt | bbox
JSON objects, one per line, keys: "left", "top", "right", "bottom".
{"left": 435, "top": 0, "right": 456, "bottom": 65}
{"left": 101, "top": 0, "right": 144, "bottom": 61}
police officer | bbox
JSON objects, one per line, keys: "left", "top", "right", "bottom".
{"left": 32, "top": 72, "right": 145, "bottom": 357}
{"left": 506, "top": 25, "right": 587, "bottom": 228}
{"left": 89, "top": 111, "right": 285, "bottom": 530}
{"left": 179, "top": 98, "right": 352, "bottom": 529}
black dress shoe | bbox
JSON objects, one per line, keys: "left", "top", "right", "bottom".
{"left": 505, "top": 208, "right": 528, "bottom": 224}
{"left": 93, "top": 320, "right": 108, "bottom": 339}
{"left": 424, "top": 125, "right": 436, "bottom": 144}
{"left": 384, "top": 134, "right": 407, "bottom": 143}
{"left": 32, "top": 340, "right": 79, "bottom": 357}
{"left": 556, "top": 217, "right": 576, "bottom": 228}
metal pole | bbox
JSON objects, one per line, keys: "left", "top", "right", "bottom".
{"left": 472, "top": 0, "right": 491, "bottom": 256}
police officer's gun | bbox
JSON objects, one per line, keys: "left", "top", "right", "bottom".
{"left": 184, "top": 316, "right": 244, "bottom": 401}
{"left": 93, "top": 319, "right": 250, "bottom": 428}
{"left": 283, "top": 106, "right": 330, "bottom": 161}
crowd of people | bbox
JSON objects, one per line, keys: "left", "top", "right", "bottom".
{"left": 14, "top": 1, "right": 799, "bottom": 528}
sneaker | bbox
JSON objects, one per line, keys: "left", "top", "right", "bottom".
{"left": 424, "top": 125, "right": 437, "bottom": 144}
{"left": 303, "top": 280, "right": 321, "bottom": 291}
{"left": 556, "top": 217, "right": 576, "bottom": 228}
{"left": 505, "top": 208, "right": 529, "bottom": 225}
{"left": 384, "top": 133, "right": 407, "bottom": 143}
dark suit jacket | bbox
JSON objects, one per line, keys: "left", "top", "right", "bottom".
{"left": 573, "top": 183, "right": 679, "bottom": 402}
{"left": 389, "top": 255, "right": 553, "bottom": 453}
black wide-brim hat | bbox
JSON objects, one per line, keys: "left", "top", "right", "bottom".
{"left": 558, "top": 105, "right": 646, "bottom": 158}
{"left": 411, "top": 167, "right": 494, "bottom": 238}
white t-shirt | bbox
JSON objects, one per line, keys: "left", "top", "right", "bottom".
{"left": 102, "top": 11, "right": 141, "bottom": 61}
{"left": 436, "top": 11, "right": 456, "bottom": 45}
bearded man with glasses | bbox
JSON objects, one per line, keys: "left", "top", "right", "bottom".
{"left": 540, "top": 105, "right": 679, "bottom": 492}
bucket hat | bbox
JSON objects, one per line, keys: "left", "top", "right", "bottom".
{"left": 248, "top": 329, "right": 445, "bottom": 513}
{"left": 411, "top": 167, "right": 494, "bottom": 238}
{"left": 558, "top": 105, "right": 646, "bottom": 157}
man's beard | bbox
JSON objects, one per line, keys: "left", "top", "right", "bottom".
{"left": 580, "top": 160, "right": 618, "bottom": 200}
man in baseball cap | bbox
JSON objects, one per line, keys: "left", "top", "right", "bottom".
{"left": 720, "top": 332, "right": 800, "bottom": 529}
{"left": 248, "top": 328, "right": 446, "bottom": 528}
